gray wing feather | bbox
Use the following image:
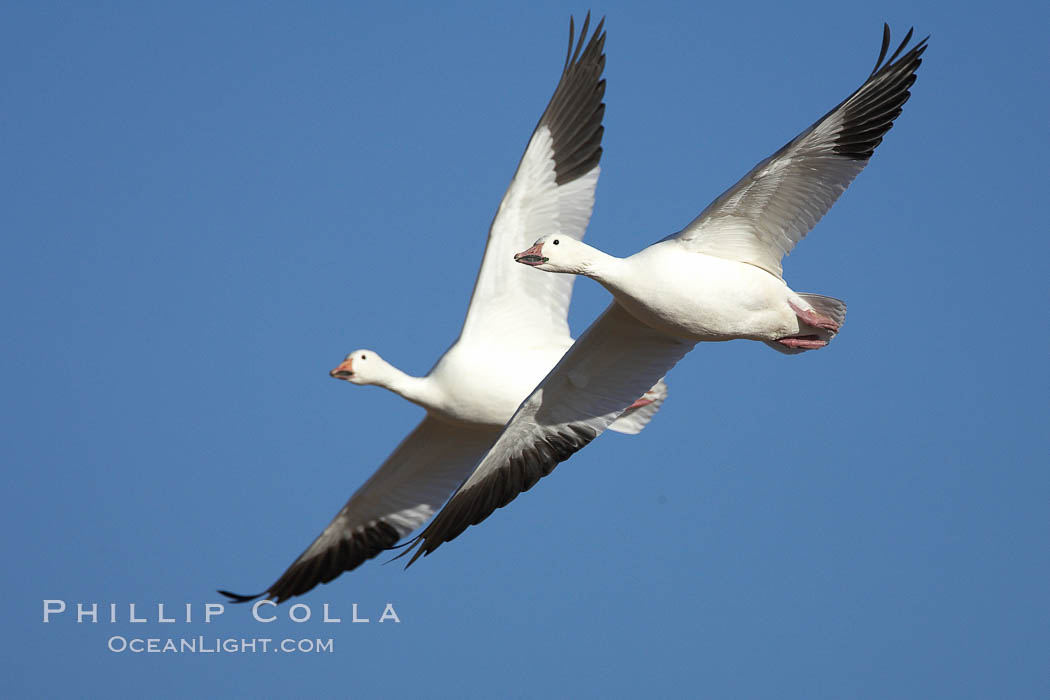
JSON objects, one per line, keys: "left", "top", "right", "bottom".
{"left": 673, "top": 25, "right": 928, "bottom": 277}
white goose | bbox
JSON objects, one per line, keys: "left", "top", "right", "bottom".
{"left": 220, "top": 15, "right": 667, "bottom": 603}
{"left": 403, "top": 26, "right": 927, "bottom": 565}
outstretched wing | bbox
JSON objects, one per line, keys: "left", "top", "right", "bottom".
{"left": 459, "top": 14, "right": 607, "bottom": 345}
{"left": 220, "top": 417, "right": 498, "bottom": 603}
{"left": 403, "top": 303, "right": 695, "bottom": 565}
{"left": 671, "top": 25, "right": 927, "bottom": 278}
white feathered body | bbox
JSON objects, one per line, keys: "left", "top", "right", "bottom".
{"left": 597, "top": 240, "right": 808, "bottom": 342}
{"left": 423, "top": 338, "right": 573, "bottom": 426}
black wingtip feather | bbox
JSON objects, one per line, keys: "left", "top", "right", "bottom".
{"left": 886, "top": 27, "right": 915, "bottom": 65}
{"left": 872, "top": 23, "right": 891, "bottom": 74}
{"left": 831, "top": 25, "right": 928, "bottom": 161}
{"left": 217, "top": 589, "right": 263, "bottom": 604}
{"left": 222, "top": 520, "right": 402, "bottom": 605}
{"left": 568, "top": 12, "right": 591, "bottom": 68}
{"left": 399, "top": 424, "right": 598, "bottom": 568}
{"left": 539, "top": 14, "right": 607, "bottom": 185}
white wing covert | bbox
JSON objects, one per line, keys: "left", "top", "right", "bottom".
{"left": 459, "top": 15, "right": 607, "bottom": 345}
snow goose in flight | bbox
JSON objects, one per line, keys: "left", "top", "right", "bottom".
{"left": 220, "top": 15, "right": 667, "bottom": 604}
{"left": 402, "top": 26, "right": 927, "bottom": 565}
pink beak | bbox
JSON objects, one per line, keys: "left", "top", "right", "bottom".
{"left": 514, "top": 243, "right": 548, "bottom": 266}
{"left": 329, "top": 358, "right": 354, "bottom": 379}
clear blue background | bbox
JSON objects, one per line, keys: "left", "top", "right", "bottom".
{"left": 4, "top": 1, "right": 1047, "bottom": 698}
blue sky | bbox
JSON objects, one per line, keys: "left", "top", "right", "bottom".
{"left": 4, "top": 1, "right": 1047, "bottom": 698}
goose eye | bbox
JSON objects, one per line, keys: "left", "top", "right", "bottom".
{"left": 552, "top": 239, "right": 560, "bottom": 245}
{"left": 361, "top": 354, "right": 367, "bottom": 360}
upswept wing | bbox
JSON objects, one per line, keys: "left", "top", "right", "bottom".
{"left": 459, "top": 14, "right": 607, "bottom": 345}
{"left": 671, "top": 26, "right": 927, "bottom": 278}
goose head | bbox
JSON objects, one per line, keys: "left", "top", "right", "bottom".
{"left": 329, "top": 349, "right": 387, "bottom": 386}
{"left": 514, "top": 235, "right": 593, "bottom": 274}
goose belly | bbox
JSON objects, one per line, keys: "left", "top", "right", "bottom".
{"left": 425, "top": 342, "right": 568, "bottom": 426}
{"left": 609, "top": 252, "right": 797, "bottom": 342}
